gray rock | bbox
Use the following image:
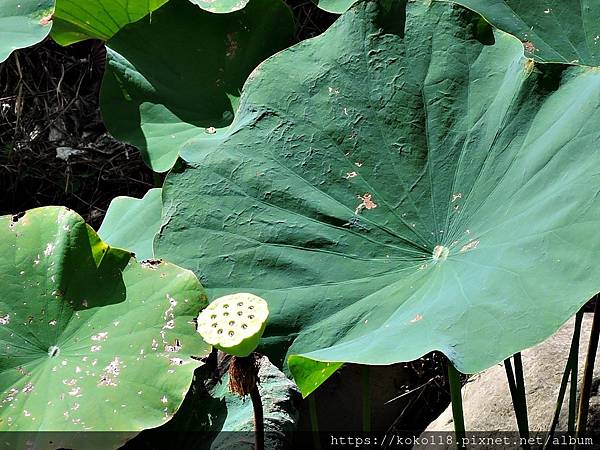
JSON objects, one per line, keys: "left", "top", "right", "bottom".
{"left": 211, "top": 354, "right": 301, "bottom": 450}
{"left": 123, "top": 352, "right": 301, "bottom": 450}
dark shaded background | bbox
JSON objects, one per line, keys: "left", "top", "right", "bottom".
{"left": 0, "top": 0, "right": 337, "bottom": 228}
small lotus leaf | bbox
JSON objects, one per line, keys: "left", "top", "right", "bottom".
{"left": 98, "top": 188, "right": 163, "bottom": 260}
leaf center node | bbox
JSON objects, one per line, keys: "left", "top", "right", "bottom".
{"left": 47, "top": 345, "right": 60, "bottom": 358}
{"left": 432, "top": 245, "right": 449, "bottom": 262}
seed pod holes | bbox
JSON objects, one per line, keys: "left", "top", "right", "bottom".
{"left": 196, "top": 293, "right": 269, "bottom": 357}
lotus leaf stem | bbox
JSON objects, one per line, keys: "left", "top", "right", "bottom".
{"left": 544, "top": 310, "right": 583, "bottom": 449}
{"left": 447, "top": 362, "right": 466, "bottom": 449}
{"left": 575, "top": 295, "right": 600, "bottom": 446}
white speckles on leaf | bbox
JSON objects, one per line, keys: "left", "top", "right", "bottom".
{"left": 99, "top": 358, "right": 122, "bottom": 387}
{"left": 0, "top": 314, "right": 10, "bottom": 325}
{"left": 68, "top": 387, "right": 82, "bottom": 397}
{"left": 344, "top": 171, "right": 358, "bottom": 179}
{"left": 90, "top": 345, "right": 102, "bottom": 353}
{"left": 164, "top": 338, "right": 182, "bottom": 353}
{"left": 44, "top": 242, "right": 55, "bottom": 257}
{"left": 460, "top": 240, "right": 480, "bottom": 253}
{"left": 91, "top": 332, "right": 108, "bottom": 342}
{"left": 3, "top": 388, "right": 18, "bottom": 405}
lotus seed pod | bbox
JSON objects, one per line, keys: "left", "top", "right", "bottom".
{"left": 196, "top": 293, "right": 269, "bottom": 357}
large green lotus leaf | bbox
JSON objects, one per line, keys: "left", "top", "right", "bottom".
{"left": 189, "top": 0, "right": 250, "bottom": 13}
{"left": 98, "top": 188, "right": 162, "bottom": 260}
{"left": 0, "top": 207, "right": 210, "bottom": 443}
{"left": 100, "top": 0, "right": 294, "bottom": 173}
{"left": 440, "top": 0, "right": 600, "bottom": 66}
{"left": 0, "top": 0, "right": 54, "bottom": 63}
{"left": 155, "top": 0, "right": 600, "bottom": 396}
{"left": 50, "top": 0, "right": 169, "bottom": 46}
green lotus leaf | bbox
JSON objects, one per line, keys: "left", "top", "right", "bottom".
{"left": 440, "top": 0, "right": 600, "bottom": 66}
{"left": 312, "top": 0, "right": 358, "bottom": 13}
{"left": 100, "top": 0, "right": 294, "bottom": 173}
{"left": 189, "top": 0, "right": 250, "bottom": 13}
{"left": 155, "top": 0, "right": 600, "bottom": 397}
{"left": 50, "top": 0, "right": 169, "bottom": 46}
{"left": 0, "top": 0, "right": 54, "bottom": 63}
{"left": 98, "top": 188, "right": 163, "bottom": 261}
{"left": 0, "top": 207, "right": 210, "bottom": 443}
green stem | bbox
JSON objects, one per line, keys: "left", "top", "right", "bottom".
{"left": 504, "top": 358, "right": 518, "bottom": 406}
{"left": 504, "top": 355, "right": 530, "bottom": 449}
{"left": 514, "top": 353, "right": 530, "bottom": 439}
{"left": 362, "top": 365, "right": 371, "bottom": 433}
{"left": 153, "top": 172, "right": 162, "bottom": 188}
{"left": 447, "top": 362, "right": 466, "bottom": 449}
{"left": 544, "top": 311, "right": 583, "bottom": 449}
{"left": 575, "top": 296, "right": 600, "bottom": 445}
{"left": 569, "top": 311, "right": 584, "bottom": 435}
{"left": 249, "top": 385, "right": 264, "bottom": 450}
{"left": 308, "top": 394, "right": 321, "bottom": 450}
